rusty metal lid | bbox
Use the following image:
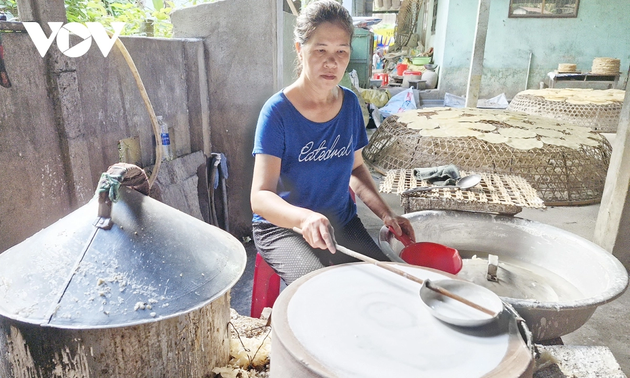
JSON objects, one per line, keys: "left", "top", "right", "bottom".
{"left": 0, "top": 186, "right": 246, "bottom": 329}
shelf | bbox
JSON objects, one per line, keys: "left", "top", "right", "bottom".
{"left": 546, "top": 71, "right": 620, "bottom": 88}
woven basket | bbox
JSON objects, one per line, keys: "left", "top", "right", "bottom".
{"left": 558, "top": 63, "right": 577, "bottom": 73}
{"left": 363, "top": 108, "right": 612, "bottom": 206}
{"left": 591, "top": 57, "right": 620, "bottom": 75}
{"left": 507, "top": 89, "right": 624, "bottom": 133}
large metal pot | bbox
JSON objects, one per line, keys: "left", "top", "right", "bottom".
{"left": 0, "top": 178, "right": 246, "bottom": 377}
{"left": 378, "top": 210, "right": 629, "bottom": 341}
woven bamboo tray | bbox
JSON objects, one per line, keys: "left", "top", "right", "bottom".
{"left": 380, "top": 169, "right": 545, "bottom": 215}
{"left": 363, "top": 108, "right": 612, "bottom": 206}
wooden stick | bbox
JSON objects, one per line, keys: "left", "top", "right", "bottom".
{"left": 112, "top": 35, "right": 162, "bottom": 188}
{"left": 286, "top": 0, "right": 299, "bottom": 16}
{"left": 424, "top": 280, "right": 496, "bottom": 316}
{"left": 293, "top": 227, "right": 496, "bottom": 316}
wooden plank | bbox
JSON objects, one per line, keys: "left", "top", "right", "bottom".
{"left": 286, "top": 0, "right": 298, "bottom": 16}
{"left": 594, "top": 89, "right": 630, "bottom": 267}
{"left": 465, "top": 0, "right": 491, "bottom": 108}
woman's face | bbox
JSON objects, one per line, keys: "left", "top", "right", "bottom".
{"left": 297, "top": 21, "right": 351, "bottom": 91}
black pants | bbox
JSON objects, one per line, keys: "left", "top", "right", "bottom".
{"left": 252, "top": 215, "right": 389, "bottom": 285}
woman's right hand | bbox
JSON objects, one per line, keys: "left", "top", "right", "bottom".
{"left": 299, "top": 213, "right": 337, "bottom": 253}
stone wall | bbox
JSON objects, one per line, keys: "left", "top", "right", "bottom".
{"left": 0, "top": 32, "right": 208, "bottom": 252}
{"left": 172, "top": 0, "right": 279, "bottom": 237}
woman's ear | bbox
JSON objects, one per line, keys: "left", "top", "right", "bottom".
{"left": 295, "top": 42, "right": 302, "bottom": 60}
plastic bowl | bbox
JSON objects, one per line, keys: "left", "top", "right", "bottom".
{"left": 412, "top": 57, "right": 431, "bottom": 65}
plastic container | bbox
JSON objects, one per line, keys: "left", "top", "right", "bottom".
{"left": 396, "top": 63, "right": 408, "bottom": 76}
{"left": 412, "top": 56, "right": 431, "bottom": 65}
{"left": 157, "top": 116, "right": 174, "bottom": 161}
{"left": 402, "top": 70, "right": 422, "bottom": 88}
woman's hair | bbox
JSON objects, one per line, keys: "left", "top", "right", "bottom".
{"left": 294, "top": 0, "right": 354, "bottom": 47}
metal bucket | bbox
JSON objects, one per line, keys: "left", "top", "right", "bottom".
{"left": 271, "top": 263, "right": 533, "bottom": 377}
{"left": 378, "top": 210, "right": 629, "bottom": 342}
{"left": 0, "top": 185, "right": 246, "bottom": 376}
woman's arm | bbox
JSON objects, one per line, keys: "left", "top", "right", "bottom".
{"left": 349, "top": 149, "right": 415, "bottom": 240}
{"left": 251, "top": 153, "right": 336, "bottom": 252}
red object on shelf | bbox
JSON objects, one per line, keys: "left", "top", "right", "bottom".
{"left": 396, "top": 63, "right": 408, "bottom": 76}
{"left": 403, "top": 70, "right": 422, "bottom": 76}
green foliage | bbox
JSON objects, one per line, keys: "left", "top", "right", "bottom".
{"left": 0, "top": 0, "right": 18, "bottom": 18}
{"left": 1, "top": 0, "right": 216, "bottom": 37}
{"left": 152, "top": 0, "right": 164, "bottom": 11}
{"left": 61, "top": 0, "right": 216, "bottom": 38}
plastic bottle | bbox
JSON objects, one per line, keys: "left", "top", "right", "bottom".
{"left": 157, "top": 116, "right": 174, "bottom": 161}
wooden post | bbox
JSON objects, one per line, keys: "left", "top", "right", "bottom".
{"left": 465, "top": 0, "right": 491, "bottom": 108}
{"left": 286, "top": 0, "right": 299, "bottom": 15}
{"left": 594, "top": 89, "right": 630, "bottom": 268}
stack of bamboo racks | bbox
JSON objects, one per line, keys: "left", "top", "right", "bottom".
{"left": 591, "top": 57, "right": 620, "bottom": 75}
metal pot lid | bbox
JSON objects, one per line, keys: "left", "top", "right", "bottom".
{"left": 0, "top": 186, "right": 246, "bottom": 329}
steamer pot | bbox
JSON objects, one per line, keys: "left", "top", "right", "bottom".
{"left": 0, "top": 179, "right": 246, "bottom": 377}
{"left": 378, "top": 210, "right": 629, "bottom": 341}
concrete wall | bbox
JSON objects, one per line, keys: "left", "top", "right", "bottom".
{"left": 0, "top": 32, "right": 70, "bottom": 252}
{"left": 172, "top": 0, "right": 279, "bottom": 237}
{"left": 0, "top": 32, "right": 207, "bottom": 252}
{"left": 283, "top": 12, "right": 298, "bottom": 88}
{"left": 433, "top": 0, "right": 630, "bottom": 98}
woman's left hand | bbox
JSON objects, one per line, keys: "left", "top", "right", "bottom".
{"left": 383, "top": 215, "right": 416, "bottom": 242}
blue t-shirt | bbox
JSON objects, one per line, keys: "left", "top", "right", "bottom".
{"left": 252, "top": 86, "right": 368, "bottom": 226}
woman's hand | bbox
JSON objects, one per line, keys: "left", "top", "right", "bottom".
{"left": 349, "top": 153, "right": 415, "bottom": 242}
{"left": 383, "top": 215, "right": 415, "bottom": 242}
{"left": 299, "top": 212, "right": 337, "bottom": 253}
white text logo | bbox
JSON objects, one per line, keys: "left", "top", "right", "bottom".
{"left": 23, "top": 22, "right": 126, "bottom": 58}
{"left": 299, "top": 135, "right": 353, "bottom": 162}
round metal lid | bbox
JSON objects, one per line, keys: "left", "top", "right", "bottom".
{"left": 0, "top": 187, "right": 246, "bottom": 329}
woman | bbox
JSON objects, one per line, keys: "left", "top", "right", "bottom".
{"left": 250, "top": 0, "right": 414, "bottom": 285}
